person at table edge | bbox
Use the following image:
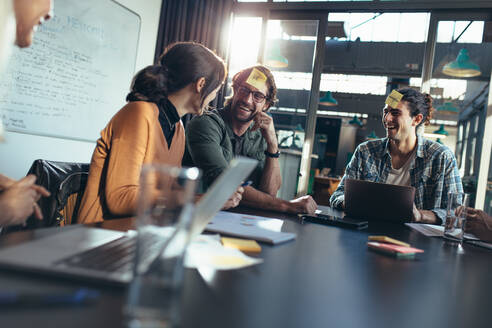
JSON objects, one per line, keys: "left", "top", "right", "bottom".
{"left": 330, "top": 88, "right": 463, "bottom": 224}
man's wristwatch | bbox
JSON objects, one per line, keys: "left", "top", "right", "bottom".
{"left": 264, "top": 150, "right": 280, "bottom": 158}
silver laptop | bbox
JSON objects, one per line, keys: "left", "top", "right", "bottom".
{"left": 344, "top": 178, "right": 415, "bottom": 222}
{"left": 0, "top": 157, "right": 258, "bottom": 285}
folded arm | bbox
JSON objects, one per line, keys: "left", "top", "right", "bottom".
{"left": 241, "top": 186, "right": 317, "bottom": 214}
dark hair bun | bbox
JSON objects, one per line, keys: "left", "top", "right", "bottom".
{"left": 126, "top": 65, "right": 168, "bottom": 103}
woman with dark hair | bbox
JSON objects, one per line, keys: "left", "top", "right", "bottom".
{"left": 330, "top": 88, "right": 463, "bottom": 224}
{"left": 78, "top": 42, "right": 228, "bottom": 223}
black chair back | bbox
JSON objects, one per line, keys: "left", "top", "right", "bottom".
{"left": 3, "top": 160, "right": 90, "bottom": 233}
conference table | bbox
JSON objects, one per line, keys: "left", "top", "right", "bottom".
{"left": 0, "top": 207, "right": 491, "bottom": 328}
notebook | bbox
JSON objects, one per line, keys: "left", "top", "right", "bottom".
{"left": 0, "top": 157, "right": 258, "bottom": 285}
{"left": 344, "top": 178, "right": 415, "bottom": 222}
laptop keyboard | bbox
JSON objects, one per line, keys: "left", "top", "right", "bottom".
{"left": 55, "top": 233, "right": 162, "bottom": 274}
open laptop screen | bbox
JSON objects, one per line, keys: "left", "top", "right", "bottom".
{"left": 344, "top": 179, "right": 415, "bottom": 222}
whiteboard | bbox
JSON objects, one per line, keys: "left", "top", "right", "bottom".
{"left": 0, "top": 0, "right": 140, "bottom": 142}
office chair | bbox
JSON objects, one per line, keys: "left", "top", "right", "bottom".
{"left": 2, "top": 160, "right": 90, "bottom": 233}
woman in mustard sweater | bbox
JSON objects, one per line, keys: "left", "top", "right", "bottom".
{"left": 78, "top": 42, "right": 227, "bottom": 223}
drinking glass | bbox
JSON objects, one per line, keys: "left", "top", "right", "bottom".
{"left": 124, "top": 164, "right": 200, "bottom": 328}
{"left": 443, "top": 192, "right": 469, "bottom": 242}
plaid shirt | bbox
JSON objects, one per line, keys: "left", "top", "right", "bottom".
{"left": 330, "top": 136, "right": 463, "bottom": 223}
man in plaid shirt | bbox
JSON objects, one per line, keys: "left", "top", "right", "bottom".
{"left": 330, "top": 88, "right": 463, "bottom": 224}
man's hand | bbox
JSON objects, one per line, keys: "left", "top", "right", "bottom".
{"left": 222, "top": 186, "right": 244, "bottom": 210}
{"left": 465, "top": 207, "right": 492, "bottom": 242}
{"left": 252, "top": 112, "right": 278, "bottom": 151}
{"left": 412, "top": 203, "right": 423, "bottom": 222}
{"left": 411, "top": 203, "right": 438, "bottom": 224}
{"left": 0, "top": 175, "right": 50, "bottom": 226}
{"left": 288, "top": 195, "right": 317, "bottom": 214}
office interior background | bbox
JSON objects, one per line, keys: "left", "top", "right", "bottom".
{"left": 0, "top": 0, "right": 491, "bottom": 215}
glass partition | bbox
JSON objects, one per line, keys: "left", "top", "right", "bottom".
{"left": 264, "top": 19, "right": 319, "bottom": 199}
{"left": 428, "top": 18, "right": 491, "bottom": 207}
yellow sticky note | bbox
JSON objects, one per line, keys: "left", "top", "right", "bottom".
{"left": 221, "top": 237, "right": 262, "bottom": 253}
{"left": 385, "top": 89, "right": 404, "bottom": 108}
{"left": 211, "top": 255, "right": 251, "bottom": 266}
{"left": 245, "top": 68, "right": 267, "bottom": 90}
{"left": 368, "top": 235, "right": 410, "bottom": 247}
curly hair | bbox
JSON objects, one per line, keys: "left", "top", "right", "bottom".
{"left": 225, "top": 65, "right": 278, "bottom": 109}
{"left": 397, "top": 87, "right": 435, "bottom": 127}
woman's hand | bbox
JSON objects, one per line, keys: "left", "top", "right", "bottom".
{"left": 0, "top": 175, "right": 50, "bottom": 226}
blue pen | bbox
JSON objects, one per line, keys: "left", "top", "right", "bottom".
{"left": 0, "top": 288, "right": 100, "bottom": 307}
{"left": 241, "top": 180, "right": 253, "bottom": 187}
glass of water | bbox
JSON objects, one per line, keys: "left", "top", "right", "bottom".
{"left": 125, "top": 164, "right": 200, "bottom": 328}
{"left": 444, "top": 192, "right": 469, "bottom": 242}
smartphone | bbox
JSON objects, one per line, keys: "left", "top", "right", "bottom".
{"left": 299, "top": 213, "right": 368, "bottom": 230}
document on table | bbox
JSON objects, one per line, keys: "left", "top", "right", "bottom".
{"left": 205, "top": 211, "right": 296, "bottom": 244}
{"left": 185, "top": 234, "right": 262, "bottom": 270}
{"left": 405, "top": 223, "right": 479, "bottom": 240}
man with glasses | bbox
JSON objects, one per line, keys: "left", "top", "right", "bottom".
{"left": 185, "top": 65, "right": 317, "bottom": 214}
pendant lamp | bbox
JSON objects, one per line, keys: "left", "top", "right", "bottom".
{"left": 348, "top": 115, "right": 363, "bottom": 127}
{"left": 436, "top": 102, "right": 459, "bottom": 115}
{"left": 319, "top": 91, "right": 338, "bottom": 106}
{"left": 266, "top": 43, "right": 288, "bottom": 68}
{"left": 442, "top": 48, "right": 481, "bottom": 78}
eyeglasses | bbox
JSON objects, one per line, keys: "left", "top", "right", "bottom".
{"left": 237, "top": 86, "right": 269, "bottom": 104}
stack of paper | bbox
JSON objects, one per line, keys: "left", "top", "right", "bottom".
{"left": 405, "top": 223, "right": 479, "bottom": 240}
{"left": 205, "top": 211, "right": 296, "bottom": 244}
{"left": 405, "top": 223, "right": 492, "bottom": 250}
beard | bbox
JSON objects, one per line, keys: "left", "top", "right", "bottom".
{"left": 232, "top": 101, "right": 256, "bottom": 123}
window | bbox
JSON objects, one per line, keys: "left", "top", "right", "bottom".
{"left": 328, "top": 12, "right": 430, "bottom": 42}
{"left": 229, "top": 17, "right": 263, "bottom": 76}
{"left": 437, "top": 21, "right": 484, "bottom": 43}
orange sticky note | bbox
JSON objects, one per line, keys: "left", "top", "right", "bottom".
{"left": 368, "top": 235, "right": 410, "bottom": 247}
{"left": 221, "top": 237, "right": 262, "bottom": 253}
{"left": 367, "top": 242, "right": 424, "bottom": 254}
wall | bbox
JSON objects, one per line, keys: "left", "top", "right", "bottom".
{"left": 0, "top": 0, "right": 162, "bottom": 179}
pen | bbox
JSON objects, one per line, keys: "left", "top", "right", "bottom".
{"left": 0, "top": 288, "right": 100, "bottom": 307}
{"left": 241, "top": 180, "right": 253, "bottom": 187}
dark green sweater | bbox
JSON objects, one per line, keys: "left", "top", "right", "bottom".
{"left": 184, "top": 106, "right": 266, "bottom": 191}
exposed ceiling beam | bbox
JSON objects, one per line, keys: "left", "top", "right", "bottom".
{"left": 234, "top": 2, "right": 492, "bottom": 14}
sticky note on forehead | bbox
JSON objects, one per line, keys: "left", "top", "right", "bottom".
{"left": 245, "top": 68, "right": 267, "bottom": 90}
{"left": 385, "top": 90, "right": 403, "bottom": 108}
